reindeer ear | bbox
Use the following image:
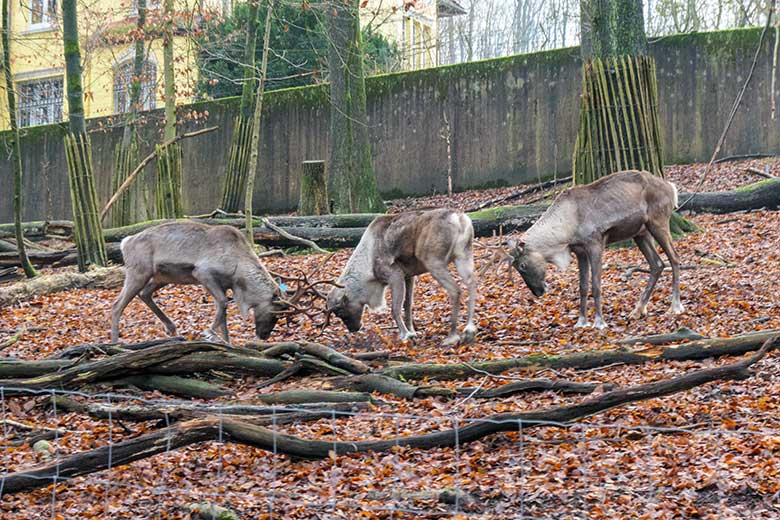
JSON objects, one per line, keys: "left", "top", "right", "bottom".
{"left": 340, "top": 292, "right": 348, "bottom": 305}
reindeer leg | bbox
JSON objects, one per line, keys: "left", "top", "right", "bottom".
{"left": 630, "top": 232, "right": 664, "bottom": 320}
{"left": 196, "top": 271, "right": 230, "bottom": 344}
{"left": 404, "top": 276, "right": 416, "bottom": 335}
{"left": 587, "top": 245, "right": 608, "bottom": 330}
{"left": 574, "top": 252, "right": 590, "bottom": 328}
{"left": 455, "top": 255, "right": 477, "bottom": 344}
{"left": 110, "top": 273, "right": 150, "bottom": 343}
{"left": 648, "top": 222, "right": 684, "bottom": 315}
{"left": 138, "top": 281, "right": 177, "bottom": 336}
{"left": 429, "top": 265, "right": 462, "bottom": 346}
{"left": 389, "top": 272, "right": 415, "bottom": 342}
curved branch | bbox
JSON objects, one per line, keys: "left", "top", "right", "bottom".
{"left": 3, "top": 337, "right": 774, "bottom": 494}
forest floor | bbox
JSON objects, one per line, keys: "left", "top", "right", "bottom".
{"left": 1, "top": 158, "right": 779, "bottom": 519}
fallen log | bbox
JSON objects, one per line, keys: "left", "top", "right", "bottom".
{"left": 0, "top": 349, "right": 290, "bottom": 381}
{"left": 618, "top": 327, "right": 706, "bottom": 345}
{"left": 50, "top": 337, "right": 186, "bottom": 360}
{"left": 257, "top": 390, "right": 372, "bottom": 405}
{"left": 4, "top": 338, "right": 773, "bottom": 494}
{"left": 5, "top": 179, "right": 779, "bottom": 252}
{"left": 3, "top": 330, "right": 776, "bottom": 391}
{"left": 329, "top": 373, "right": 455, "bottom": 399}
{"left": 460, "top": 378, "right": 614, "bottom": 398}
{"left": 0, "top": 266, "right": 22, "bottom": 284}
{"left": 52, "top": 396, "right": 368, "bottom": 423}
{"left": 117, "top": 375, "right": 230, "bottom": 399}
{"left": 259, "top": 342, "right": 370, "bottom": 375}
{"left": 0, "top": 341, "right": 224, "bottom": 395}
{"left": 0, "top": 220, "right": 73, "bottom": 240}
{"left": 679, "top": 178, "right": 780, "bottom": 213}
{"left": 0, "top": 240, "right": 18, "bottom": 253}
{"left": 0, "top": 249, "right": 69, "bottom": 267}
{"left": 0, "top": 266, "right": 124, "bottom": 307}
{"left": 379, "top": 329, "right": 780, "bottom": 381}
{"left": 152, "top": 351, "right": 287, "bottom": 378}
{"left": 0, "top": 243, "right": 123, "bottom": 269}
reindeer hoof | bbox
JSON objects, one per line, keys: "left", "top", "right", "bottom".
{"left": 592, "top": 318, "right": 608, "bottom": 330}
{"left": 574, "top": 317, "right": 589, "bottom": 328}
{"left": 666, "top": 303, "right": 684, "bottom": 316}
{"left": 442, "top": 334, "right": 461, "bottom": 347}
{"left": 399, "top": 331, "right": 418, "bottom": 342}
{"left": 628, "top": 306, "right": 647, "bottom": 321}
{"left": 462, "top": 326, "right": 477, "bottom": 344}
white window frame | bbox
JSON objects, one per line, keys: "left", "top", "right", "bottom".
{"left": 28, "top": 0, "right": 58, "bottom": 32}
{"left": 113, "top": 56, "right": 158, "bottom": 114}
{"left": 16, "top": 75, "right": 64, "bottom": 127}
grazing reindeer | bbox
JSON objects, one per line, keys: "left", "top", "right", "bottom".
{"left": 507, "top": 170, "right": 683, "bottom": 329}
{"left": 325, "top": 209, "right": 477, "bottom": 346}
{"left": 111, "top": 222, "right": 287, "bottom": 343}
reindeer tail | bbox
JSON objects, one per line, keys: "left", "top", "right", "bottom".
{"left": 670, "top": 182, "right": 679, "bottom": 209}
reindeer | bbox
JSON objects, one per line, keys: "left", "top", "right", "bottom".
{"left": 325, "top": 208, "right": 477, "bottom": 346}
{"left": 110, "top": 222, "right": 288, "bottom": 343}
{"left": 505, "top": 170, "right": 683, "bottom": 329}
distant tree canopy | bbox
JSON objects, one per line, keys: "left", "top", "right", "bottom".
{"left": 196, "top": 2, "right": 400, "bottom": 100}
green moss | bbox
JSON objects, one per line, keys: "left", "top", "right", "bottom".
{"left": 524, "top": 353, "right": 559, "bottom": 362}
{"left": 466, "top": 205, "right": 516, "bottom": 220}
{"left": 365, "top": 45, "right": 579, "bottom": 99}
{"left": 734, "top": 178, "right": 780, "bottom": 192}
{"left": 653, "top": 26, "right": 764, "bottom": 57}
{"left": 669, "top": 212, "right": 698, "bottom": 237}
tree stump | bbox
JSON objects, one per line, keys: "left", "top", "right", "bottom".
{"left": 299, "top": 160, "right": 329, "bottom": 215}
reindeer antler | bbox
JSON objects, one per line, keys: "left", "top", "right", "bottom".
{"left": 477, "top": 245, "right": 514, "bottom": 280}
{"left": 270, "top": 253, "right": 342, "bottom": 326}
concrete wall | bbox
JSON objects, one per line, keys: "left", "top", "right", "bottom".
{"left": 1, "top": 27, "right": 778, "bottom": 223}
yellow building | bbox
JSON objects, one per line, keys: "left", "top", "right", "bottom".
{"left": 364, "top": 0, "right": 465, "bottom": 71}
{"left": 0, "top": 0, "right": 216, "bottom": 130}
{"left": 0, "top": 1, "right": 463, "bottom": 131}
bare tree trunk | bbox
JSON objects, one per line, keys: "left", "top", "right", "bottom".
{"left": 574, "top": 0, "right": 662, "bottom": 184}
{"left": 326, "top": 0, "right": 386, "bottom": 213}
{"left": 155, "top": 0, "right": 184, "bottom": 219}
{"left": 2, "top": 0, "right": 37, "bottom": 278}
{"left": 244, "top": 0, "right": 274, "bottom": 243}
{"left": 62, "top": 0, "right": 107, "bottom": 270}
{"left": 110, "top": 0, "right": 148, "bottom": 227}
{"left": 221, "top": 0, "right": 261, "bottom": 212}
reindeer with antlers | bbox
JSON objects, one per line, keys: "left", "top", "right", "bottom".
{"left": 110, "top": 222, "right": 330, "bottom": 343}
{"left": 325, "top": 208, "right": 478, "bottom": 346}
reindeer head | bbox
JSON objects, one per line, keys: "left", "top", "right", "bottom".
{"left": 508, "top": 239, "right": 548, "bottom": 297}
{"left": 325, "top": 286, "right": 364, "bottom": 333}
{"left": 253, "top": 296, "right": 287, "bottom": 340}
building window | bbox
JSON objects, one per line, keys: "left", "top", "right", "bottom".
{"left": 31, "top": 0, "right": 57, "bottom": 28}
{"left": 132, "top": 0, "right": 161, "bottom": 15}
{"left": 114, "top": 59, "right": 157, "bottom": 113}
{"left": 17, "top": 77, "right": 63, "bottom": 127}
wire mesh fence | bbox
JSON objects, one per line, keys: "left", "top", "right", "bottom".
{"left": 1, "top": 385, "right": 779, "bottom": 519}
